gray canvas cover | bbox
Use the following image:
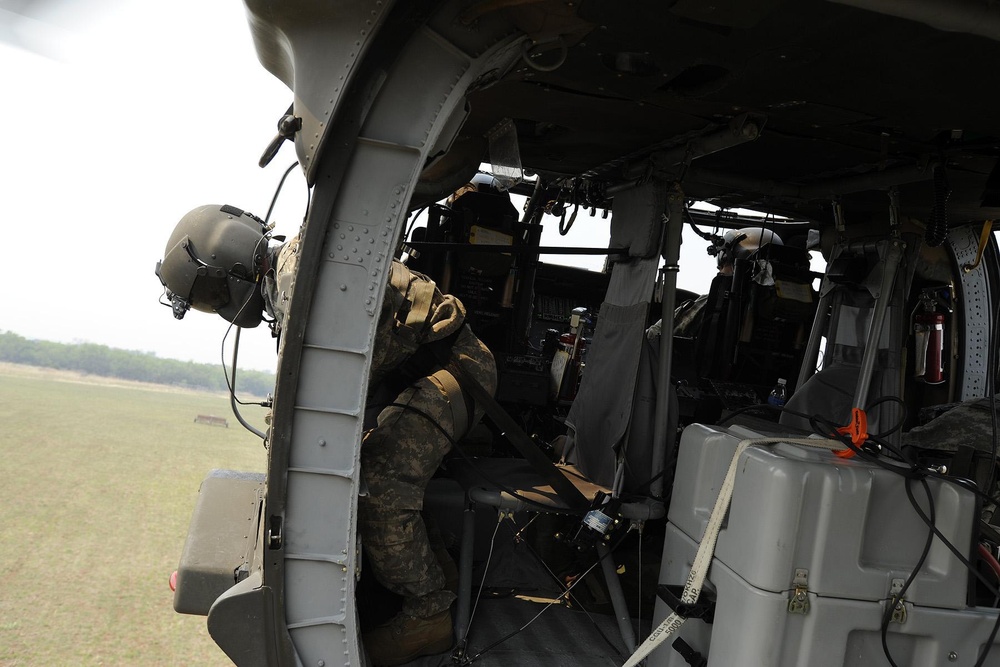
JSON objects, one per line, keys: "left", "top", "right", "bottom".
{"left": 564, "top": 300, "right": 651, "bottom": 487}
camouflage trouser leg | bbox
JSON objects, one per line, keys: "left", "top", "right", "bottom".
{"left": 359, "top": 375, "right": 457, "bottom": 619}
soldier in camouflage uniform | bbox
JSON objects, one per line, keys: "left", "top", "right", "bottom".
{"left": 267, "top": 235, "right": 496, "bottom": 665}
{"left": 157, "top": 205, "right": 496, "bottom": 667}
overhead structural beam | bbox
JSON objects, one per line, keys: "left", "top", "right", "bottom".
{"left": 684, "top": 162, "right": 938, "bottom": 202}
{"left": 606, "top": 113, "right": 765, "bottom": 194}
{"left": 649, "top": 113, "right": 765, "bottom": 174}
{"left": 825, "top": 0, "right": 1000, "bottom": 42}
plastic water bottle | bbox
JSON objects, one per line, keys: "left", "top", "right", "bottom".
{"left": 767, "top": 378, "right": 788, "bottom": 407}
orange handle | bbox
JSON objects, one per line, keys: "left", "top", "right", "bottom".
{"left": 834, "top": 408, "right": 868, "bottom": 458}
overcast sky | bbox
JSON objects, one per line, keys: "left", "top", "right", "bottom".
{"left": 0, "top": 1, "right": 719, "bottom": 373}
{"left": 0, "top": 1, "right": 311, "bottom": 372}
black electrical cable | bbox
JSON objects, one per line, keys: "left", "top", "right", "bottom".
{"left": 683, "top": 204, "right": 718, "bottom": 242}
{"left": 221, "top": 232, "right": 274, "bottom": 410}
{"left": 803, "top": 414, "right": 1000, "bottom": 666}
{"left": 923, "top": 468, "right": 1000, "bottom": 516}
{"left": 221, "top": 328, "right": 267, "bottom": 407}
{"left": 809, "top": 413, "right": 911, "bottom": 464}
{"left": 385, "top": 401, "right": 588, "bottom": 516}
{"left": 837, "top": 446, "right": 999, "bottom": 664}
{"left": 629, "top": 468, "right": 667, "bottom": 499}
{"left": 900, "top": 469, "right": 1000, "bottom": 667}
{"left": 865, "top": 395, "right": 909, "bottom": 438}
{"left": 217, "top": 240, "right": 272, "bottom": 443}
{"left": 904, "top": 481, "right": 1000, "bottom": 597}
{"left": 863, "top": 427, "right": 1000, "bottom": 512}
{"left": 224, "top": 327, "right": 268, "bottom": 441}
{"left": 264, "top": 161, "right": 300, "bottom": 226}
{"left": 858, "top": 412, "right": 1000, "bottom": 512}
{"left": 797, "top": 396, "right": 908, "bottom": 444}
{"left": 217, "top": 162, "right": 304, "bottom": 438}
{"left": 558, "top": 201, "right": 579, "bottom": 236}
{"left": 721, "top": 396, "right": 992, "bottom": 503}
{"left": 879, "top": 476, "right": 935, "bottom": 667}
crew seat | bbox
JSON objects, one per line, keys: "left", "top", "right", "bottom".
{"left": 780, "top": 233, "right": 921, "bottom": 440}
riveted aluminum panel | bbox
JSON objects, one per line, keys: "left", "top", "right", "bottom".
{"left": 289, "top": 411, "right": 360, "bottom": 473}
{"left": 284, "top": 472, "right": 355, "bottom": 556}
{"left": 285, "top": 559, "right": 351, "bottom": 626}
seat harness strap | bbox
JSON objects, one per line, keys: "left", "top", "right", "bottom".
{"left": 390, "top": 262, "right": 438, "bottom": 352}
{"left": 436, "top": 348, "right": 591, "bottom": 511}
{"left": 429, "top": 366, "right": 472, "bottom": 441}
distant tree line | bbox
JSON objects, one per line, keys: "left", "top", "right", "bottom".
{"left": 0, "top": 331, "right": 275, "bottom": 396}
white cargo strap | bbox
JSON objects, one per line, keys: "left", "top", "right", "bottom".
{"left": 622, "top": 436, "right": 843, "bottom": 667}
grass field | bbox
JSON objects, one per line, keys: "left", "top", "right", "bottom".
{"left": 0, "top": 363, "right": 268, "bottom": 666}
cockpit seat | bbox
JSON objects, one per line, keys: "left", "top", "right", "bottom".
{"left": 690, "top": 241, "right": 816, "bottom": 391}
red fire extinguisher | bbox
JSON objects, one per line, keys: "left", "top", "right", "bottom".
{"left": 914, "top": 293, "right": 946, "bottom": 385}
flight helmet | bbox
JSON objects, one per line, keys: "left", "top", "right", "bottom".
{"left": 155, "top": 204, "right": 269, "bottom": 328}
{"left": 715, "top": 227, "right": 783, "bottom": 270}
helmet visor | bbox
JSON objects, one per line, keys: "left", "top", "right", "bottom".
{"left": 157, "top": 234, "right": 233, "bottom": 311}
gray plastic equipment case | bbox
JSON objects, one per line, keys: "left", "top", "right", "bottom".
{"left": 650, "top": 424, "right": 999, "bottom": 666}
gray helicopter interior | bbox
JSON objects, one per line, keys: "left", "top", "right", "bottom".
{"left": 362, "top": 179, "right": 682, "bottom": 666}
{"left": 342, "top": 167, "right": 997, "bottom": 667}
{"left": 175, "top": 1, "right": 1000, "bottom": 666}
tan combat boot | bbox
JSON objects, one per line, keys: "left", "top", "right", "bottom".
{"left": 363, "top": 609, "right": 453, "bottom": 666}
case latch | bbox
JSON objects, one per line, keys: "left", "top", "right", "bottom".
{"left": 787, "top": 568, "right": 810, "bottom": 614}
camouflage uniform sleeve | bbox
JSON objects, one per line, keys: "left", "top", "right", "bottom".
{"left": 389, "top": 262, "right": 468, "bottom": 344}
{"left": 424, "top": 292, "right": 466, "bottom": 341}
{"left": 262, "top": 236, "right": 300, "bottom": 331}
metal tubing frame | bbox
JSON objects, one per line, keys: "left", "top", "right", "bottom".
{"left": 650, "top": 187, "right": 685, "bottom": 497}
{"left": 598, "top": 542, "right": 637, "bottom": 652}
{"left": 796, "top": 288, "right": 832, "bottom": 390}
{"left": 852, "top": 239, "right": 905, "bottom": 411}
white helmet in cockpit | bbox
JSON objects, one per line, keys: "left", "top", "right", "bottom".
{"left": 715, "top": 227, "right": 783, "bottom": 274}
